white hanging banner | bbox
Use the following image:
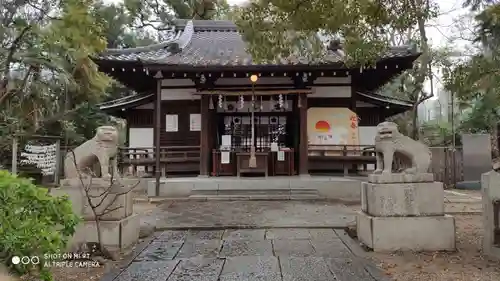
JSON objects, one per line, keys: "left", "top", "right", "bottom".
{"left": 20, "top": 143, "right": 58, "bottom": 175}
{"left": 277, "top": 151, "right": 285, "bottom": 162}
{"left": 165, "top": 114, "right": 178, "bottom": 132}
{"left": 189, "top": 113, "right": 201, "bottom": 131}
{"left": 221, "top": 151, "right": 230, "bottom": 164}
{"left": 270, "top": 142, "right": 279, "bottom": 152}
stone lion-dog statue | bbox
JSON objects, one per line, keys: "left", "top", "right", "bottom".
{"left": 64, "top": 126, "right": 120, "bottom": 180}
{"left": 374, "top": 121, "right": 431, "bottom": 174}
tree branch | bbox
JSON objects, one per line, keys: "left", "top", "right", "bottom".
{"left": 0, "top": 25, "right": 32, "bottom": 104}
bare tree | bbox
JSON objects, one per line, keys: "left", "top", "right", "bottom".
{"left": 69, "top": 150, "right": 139, "bottom": 260}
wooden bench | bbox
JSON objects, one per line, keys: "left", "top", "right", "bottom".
{"left": 308, "top": 145, "right": 376, "bottom": 176}
{"left": 119, "top": 146, "right": 201, "bottom": 176}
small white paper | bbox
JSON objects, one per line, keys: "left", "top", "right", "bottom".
{"left": 189, "top": 113, "right": 201, "bottom": 131}
{"left": 165, "top": 114, "right": 178, "bottom": 132}
{"left": 222, "top": 135, "right": 232, "bottom": 146}
{"left": 270, "top": 142, "right": 279, "bottom": 152}
{"left": 277, "top": 151, "right": 285, "bottom": 161}
{"left": 221, "top": 151, "right": 230, "bottom": 164}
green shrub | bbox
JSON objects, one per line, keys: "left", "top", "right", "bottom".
{"left": 0, "top": 170, "right": 81, "bottom": 281}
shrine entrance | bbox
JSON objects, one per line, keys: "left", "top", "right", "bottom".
{"left": 209, "top": 93, "right": 302, "bottom": 177}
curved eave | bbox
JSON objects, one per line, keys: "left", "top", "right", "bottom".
{"left": 98, "top": 94, "right": 154, "bottom": 117}
{"left": 357, "top": 92, "right": 412, "bottom": 116}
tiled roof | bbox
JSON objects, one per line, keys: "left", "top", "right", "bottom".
{"left": 97, "top": 20, "right": 419, "bottom": 67}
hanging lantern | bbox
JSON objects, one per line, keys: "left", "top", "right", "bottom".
{"left": 298, "top": 96, "right": 302, "bottom": 108}
{"left": 209, "top": 96, "right": 214, "bottom": 110}
{"left": 239, "top": 95, "right": 244, "bottom": 109}
{"left": 284, "top": 94, "right": 288, "bottom": 109}
{"left": 278, "top": 94, "right": 284, "bottom": 108}
{"left": 218, "top": 94, "right": 223, "bottom": 108}
{"left": 260, "top": 96, "right": 263, "bottom": 110}
{"left": 269, "top": 96, "right": 274, "bottom": 110}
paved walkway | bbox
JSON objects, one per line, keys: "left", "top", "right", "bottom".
{"left": 110, "top": 228, "right": 383, "bottom": 281}
{"left": 142, "top": 201, "right": 358, "bottom": 229}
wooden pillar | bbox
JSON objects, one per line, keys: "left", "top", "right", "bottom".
{"left": 298, "top": 93, "right": 309, "bottom": 175}
{"left": 199, "top": 95, "right": 210, "bottom": 176}
{"left": 154, "top": 72, "right": 163, "bottom": 196}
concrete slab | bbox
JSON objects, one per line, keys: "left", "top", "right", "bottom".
{"left": 114, "top": 261, "right": 178, "bottom": 281}
{"left": 176, "top": 239, "right": 222, "bottom": 258}
{"left": 272, "top": 239, "right": 316, "bottom": 257}
{"left": 308, "top": 229, "right": 340, "bottom": 241}
{"left": 134, "top": 241, "right": 183, "bottom": 261}
{"left": 309, "top": 239, "right": 352, "bottom": 258}
{"left": 156, "top": 230, "right": 188, "bottom": 242}
{"left": 167, "top": 257, "right": 225, "bottom": 281}
{"left": 186, "top": 230, "right": 224, "bottom": 241}
{"left": 219, "top": 256, "right": 281, "bottom": 281}
{"left": 220, "top": 239, "right": 274, "bottom": 257}
{"left": 325, "top": 256, "right": 376, "bottom": 281}
{"left": 280, "top": 256, "right": 335, "bottom": 281}
{"left": 265, "top": 228, "right": 311, "bottom": 240}
{"left": 223, "top": 229, "right": 266, "bottom": 241}
{"left": 356, "top": 212, "right": 456, "bottom": 252}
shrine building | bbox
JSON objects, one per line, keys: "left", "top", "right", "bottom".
{"left": 93, "top": 20, "right": 419, "bottom": 179}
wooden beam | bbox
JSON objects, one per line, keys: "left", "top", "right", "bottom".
{"left": 154, "top": 72, "right": 163, "bottom": 196}
{"left": 200, "top": 95, "right": 210, "bottom": 176}
{"left": 193, "top": 89, "right": 314, "bottom": 96}
{"left": 299, "top": 93, "right": 309, "bottom": 175}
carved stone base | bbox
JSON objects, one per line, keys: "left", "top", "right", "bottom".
{"left": 68, "top": 214, "right": 140, "bottom": 254}
{"left": 361, "top": 182, "right": 444, "bottom": 216}
{"left": 357, "top": 211, "right": 456, "bottom": 252}
{"left": 368, "top": 173, "right": 434, "bottom": 184}
{"left": 54, "top": 177, "right": 139, "bottom": 220}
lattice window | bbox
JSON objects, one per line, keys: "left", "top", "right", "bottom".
{"left": 222, "top": 115, "right": 287, "bottom": 151}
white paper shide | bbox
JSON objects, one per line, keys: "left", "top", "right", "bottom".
{"left": 20, "top": 143, "right": 58, "bottom": 175}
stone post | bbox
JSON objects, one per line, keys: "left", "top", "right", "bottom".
{"left": 481, "top": 171, "right": 500, "bottom": 259}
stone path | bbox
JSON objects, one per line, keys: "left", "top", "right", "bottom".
{"left": 111, "top": 228, "right": 382, "bottom": 281}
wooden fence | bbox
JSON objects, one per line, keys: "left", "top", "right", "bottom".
{"left": 428, "top": 146, "right": 464, "bottom": 187}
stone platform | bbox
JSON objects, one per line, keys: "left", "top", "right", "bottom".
{"left": 147, "top": 176, "right": 363, "bottom": 201}
{"left": 357, "top": 173, "right": 456, "bottom": 252}
{"left": 357, "top": 212, "right": 456, "bottom": 251}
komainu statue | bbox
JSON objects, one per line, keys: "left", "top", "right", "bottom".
{"left": 64, "top": 126, "right": 120, "bottom": 179}
{"left": 374, "top": 121, "right": 431, "bottom": 174}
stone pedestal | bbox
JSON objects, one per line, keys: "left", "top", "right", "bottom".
{"left": 52, "top": 178, "right": 141, "bottom": 254}
{"left": 481, "top": 171, "right": 500, "bottom": 259}
{"left": 357, "top": 173, "right": 456, "bottom": 252}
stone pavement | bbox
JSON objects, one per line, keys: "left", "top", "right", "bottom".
{"left": 110, "top": 228, "right": 384, "bottom": 281}
{"left": 143, "top": 201, "right": 358, "bottom": 229}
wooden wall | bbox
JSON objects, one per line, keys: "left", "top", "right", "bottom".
{"left": 125, "top": 98, "right": 384, "bottom": 147}
{"left": 127, "top": 100, "right": 201, "bottom": 146}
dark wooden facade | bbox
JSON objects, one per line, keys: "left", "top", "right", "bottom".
{"left": 93, "top": 20, "right": 420, "bottom": 186}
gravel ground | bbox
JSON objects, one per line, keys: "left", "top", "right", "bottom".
{"left": 367, "top": 214, "right": 500, "bottom": 281}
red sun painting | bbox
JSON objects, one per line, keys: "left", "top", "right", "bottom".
{"left": 315, "top": 120, "right": 331, "bottom": 132}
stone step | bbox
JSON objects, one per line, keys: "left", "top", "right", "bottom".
{"left": 218, "top": 189, "right": 291, "bottom": 196}
{"left": 190, "top": 189, "right": 319, "bottom": 196}
{"left": 188, "top": 194, "right": 322, "bottom": 201}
